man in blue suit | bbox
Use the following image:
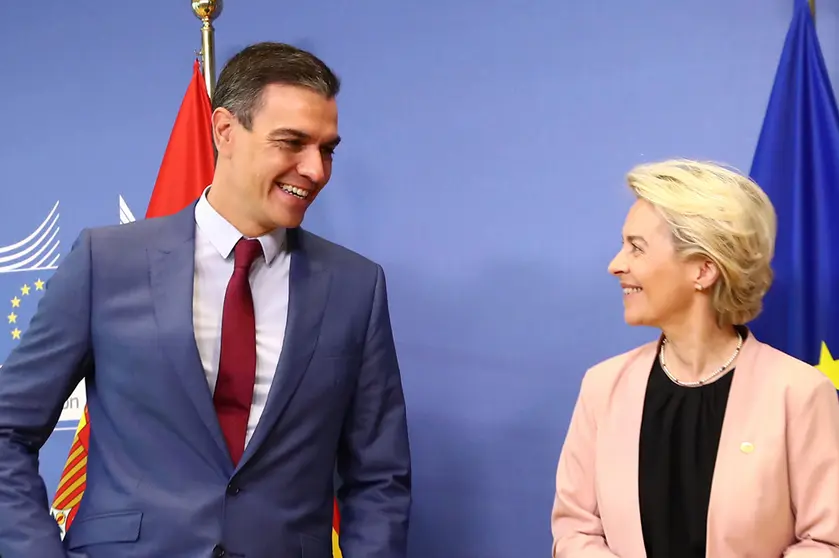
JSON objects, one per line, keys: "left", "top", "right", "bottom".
{"left": 0, "top": 42, "right": 412, "bottom": 558}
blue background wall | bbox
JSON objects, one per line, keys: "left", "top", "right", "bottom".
{"left": 2, "top": 1, "right": 837, "bottom": 556}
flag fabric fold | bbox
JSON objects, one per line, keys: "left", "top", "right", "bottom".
{"left": 50, "top": 58, "right": 343, "bottom": 556}
{"left": 748, "top": 0, "right": 839, "bottom": 388}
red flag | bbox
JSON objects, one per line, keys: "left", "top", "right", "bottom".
{"left": 51, "top": 59, "right": 342, "bottom": 556}
{"left": 146, "top": 59, "right": 215, "bottom": 218}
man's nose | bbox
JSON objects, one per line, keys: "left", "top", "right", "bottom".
{"left": 297, "top": 148, "right": 327, "bottom": 184}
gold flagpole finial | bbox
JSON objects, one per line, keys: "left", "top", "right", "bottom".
{"left": 809, "top": 0, "right": 816, "bottom": 18}
{"left": 191, "top": 0, "right": 223, "bottom": 100}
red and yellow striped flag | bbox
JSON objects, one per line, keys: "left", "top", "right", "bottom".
{"left": 50, "top": 59, "right": 342, "bottom": 555}
{"left": 49, "top": 406, "right": 90, "bottom": 535}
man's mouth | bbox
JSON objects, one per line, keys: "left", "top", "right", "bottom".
{"left": 276, "top": 182, "right": 310, "bottom": 200}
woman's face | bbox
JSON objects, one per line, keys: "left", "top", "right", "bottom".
{"left": 608, "top": 199, "right": 705, "bottom": 328}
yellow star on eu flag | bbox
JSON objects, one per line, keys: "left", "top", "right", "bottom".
{"left": 10, "top": 297, "right": 20, "bottom": 308}
{"left": 20, "top": 285, "right": 30, "bottom": 296}
{"left": 816, "top": 342, "right": 839, "bottom": 389}
{"left": 7, "top": 312, "right": 16, "bottom": 324}
{"left": 10, "top": 328, "right": 21, "bottom": 340}
{"left": 34, "top": 279, "right": 44, "bottom": 291}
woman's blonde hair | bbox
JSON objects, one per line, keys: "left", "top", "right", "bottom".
{"left": 626, "top": 159, "right": 777, "bottom": 326}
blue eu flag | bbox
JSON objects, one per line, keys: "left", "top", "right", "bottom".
{"left": 748, "top": 0, "right": 839, "bottom": 387}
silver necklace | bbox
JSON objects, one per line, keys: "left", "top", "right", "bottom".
{"left": 659, "top": 332, "right": 743, "bottom": 387}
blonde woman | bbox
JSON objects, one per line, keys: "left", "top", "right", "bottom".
{"left": 551, "top": 160, "right": 839, "bottom": 557}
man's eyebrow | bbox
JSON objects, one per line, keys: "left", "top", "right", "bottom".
{"left": 268, "top": 127, "right": 308, "bottom": 139}
{"left": 268, "top": 128, "right": 341, "bottom": 146}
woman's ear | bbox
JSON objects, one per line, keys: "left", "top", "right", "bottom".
{"left": 694, "top": 257, "right": 720, "bottom": 292}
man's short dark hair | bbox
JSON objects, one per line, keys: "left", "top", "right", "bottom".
{"left": 212, "top": 42, "right": 341, "bottom": 130}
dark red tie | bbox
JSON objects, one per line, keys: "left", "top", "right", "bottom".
{"left": 214, "top": 237, "right": 262, "bottom": 466}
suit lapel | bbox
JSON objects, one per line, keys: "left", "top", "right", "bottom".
{"left": 238, "top": 229, "right": 332, "bottom": 469}
{"left": 148, "top": 206, "right": 231, "bottom": 469}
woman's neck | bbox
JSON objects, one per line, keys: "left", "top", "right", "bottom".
{"left": 660, "top": 319, "right": 741, "bottom": 384}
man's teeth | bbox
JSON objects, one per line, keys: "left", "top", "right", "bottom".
{"left": 623, "top": 287, "right": 642, "bottom": 295}
{"left": 278, "top": 184, "right": 309, "bottom": 199}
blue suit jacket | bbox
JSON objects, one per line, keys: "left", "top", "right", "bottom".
{"left": 0, "top": 203, "right": 412, "bottom": 558}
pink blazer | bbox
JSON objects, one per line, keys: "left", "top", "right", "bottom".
{"left": 551, "top": 331, "right": 839, "bottom": 557}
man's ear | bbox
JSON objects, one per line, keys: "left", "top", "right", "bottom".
{"left": 212, "top": 108, "right": 236, "bottom": 158}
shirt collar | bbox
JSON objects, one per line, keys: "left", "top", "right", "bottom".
{"left": 194, "top": 186, "right": 286, "bottom": 265}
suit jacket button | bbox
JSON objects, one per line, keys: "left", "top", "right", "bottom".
{"left": 212, "top": 544, "right": 226, "bottom": 557}
{"left": 227, "top": 483, "right": 240, "bottom": 495}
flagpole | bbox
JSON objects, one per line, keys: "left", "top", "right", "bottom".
{"left": 191, "top": 0, "right": 223, "bottom": 100}
{"left": 810, "top": 0, "right": 815, "bottom": 18}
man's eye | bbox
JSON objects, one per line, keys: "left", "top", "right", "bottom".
{"left": 280, "top": 139, "right": 303, "bottom": 150}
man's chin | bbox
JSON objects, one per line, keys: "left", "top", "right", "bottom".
{"left": 267, "top": 211, "right": 305, "bottom": 230}
{"left": 265, "top": 199, "right": 309, "bottom": 230}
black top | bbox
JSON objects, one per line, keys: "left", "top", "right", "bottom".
{"left": 638, "top": 350, "right": 736, "bottom": 558}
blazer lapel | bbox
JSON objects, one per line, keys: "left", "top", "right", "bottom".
{"left": 603, "top": 342, "right": 656, "bottom": 558}
{"left": 706, "top": 329, "right": 762, "bottom": 549}
{"left": 238, "top": 229, "right": 331, "bottom": 469}
{"left": 148, "top": 206, "right": 231, "bottom": 469}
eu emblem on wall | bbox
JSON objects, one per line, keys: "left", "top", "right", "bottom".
{"left": 0, "top": 197, "right": 139, "bottom": 430}
{"left": 0, "top": 200, "right": 85, "bottom": 426}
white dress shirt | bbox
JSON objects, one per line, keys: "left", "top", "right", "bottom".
{"left": 192, "top": 187, "right": 290, "bottom": 447}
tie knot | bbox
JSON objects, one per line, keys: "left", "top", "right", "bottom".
{"left": 233, "top": 238, "right": 263, "bottom": 270}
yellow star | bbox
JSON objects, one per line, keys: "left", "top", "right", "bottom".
{"left": 20, "top": 285, "right": 30, "bottom": 296}
{"left": 10, "top": 328, "right": 21, "bottom": 340}
{"left": 10, "top": 297, "right": 20, "bottom": 308}
{"left": 816, "top": 342, "right": 839, "bottom": 389}
{"left": 7, "top": 313, "right": 16, "bottom": 324}
{"left": 34, "top": 279, "right": 44, "bottom": 291}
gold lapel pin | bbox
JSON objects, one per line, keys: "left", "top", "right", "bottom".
{"left": 740, "top": 442, "right": 755, "bottom": 454}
